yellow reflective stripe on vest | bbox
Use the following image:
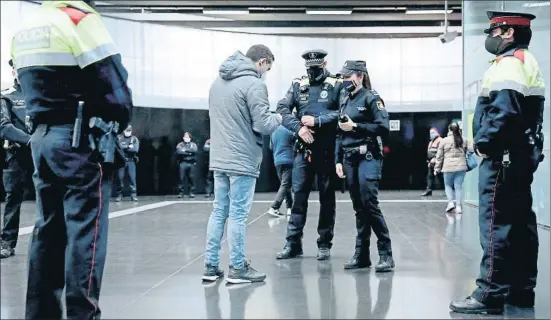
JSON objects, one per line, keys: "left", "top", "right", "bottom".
{"left": 69, "top": 13, "right": 118, "bottom": 68}
{"left": 11, "top": 0, "right": 118, "bottom": 69}
{"left": 15, "top": 52, "right": 78, "bottom": 68}
{"left": 488, "top": 57, "right": 529, "bottom": 95}
{"left": 75, "top": 42, "right": 118, "bottom": 68}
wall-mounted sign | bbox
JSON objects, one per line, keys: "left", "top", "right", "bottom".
{"left": 389, "top": 120, "right": 400, "bottom": 131}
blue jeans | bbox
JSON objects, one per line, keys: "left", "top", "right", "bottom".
{"left": 204, "top": 171, "right": 257, "bottom": 269}
{"left": 443, "top": 171, "right": 466, "bottom": 204}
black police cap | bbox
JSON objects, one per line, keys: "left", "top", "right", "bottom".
{"left": 338, "top": 60, "right": 367, "bottom": 77}
{"left": 302, "top": 49, "right": 327, "bottom": 68}
{"left": 484, "top": 11, "right": 536, "bottom": 34}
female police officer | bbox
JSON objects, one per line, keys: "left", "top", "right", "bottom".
{"left": 335, "top": 60, "right": 395, "bottom": 272}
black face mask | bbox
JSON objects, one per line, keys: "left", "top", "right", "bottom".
{"left": 307, "top": 67, "right": 324, "bottom": 83}
{"left": 485, "top": 34, "right": 504, "bottom": 55}
{"left": 343, "top": 80, "right": 357, "bottom": 93}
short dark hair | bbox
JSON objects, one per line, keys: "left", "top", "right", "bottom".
{"left": 246, "top": 44, "right": 275, "bottom": 63}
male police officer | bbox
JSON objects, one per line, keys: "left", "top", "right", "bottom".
{"left": 276, "top": 49, "right": 343, "bottom": 260}
{"left": 203, "top": 138, "right": 213, "bottom": 198}
{"left": 450, "top": 11, "right": 545, "bottom": 315}
{"left": 116, "top": 125, "right": 140, "bottom": 202}
{"left": 11, "top": 0, "right": 133, "bottom": 318}
{"left": 0, "top": 59, "right": 32, "bottom": 259}
{"left": 176, "top": 132, "right": 198, "bottom": 198}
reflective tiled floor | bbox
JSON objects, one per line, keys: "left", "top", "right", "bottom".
{"left": 1, "top": 191, "right": 549, "bottom": 319}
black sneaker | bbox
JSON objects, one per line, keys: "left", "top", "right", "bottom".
{"left": 275, "top": 246, "right": 303, "bottom": 260}
{"left": 0, "top": 241, "right": 14, "bottom": 259}
{"left": 344, "top": 254, "right": 371, "bottom": 270}
{"left": 421, "top": 190, "right": 432, "bottom": 196}
{"left": 178, "top": 193, "right": 183, "bottom": 199}
{"left": 226, "top": 261, "right": 266, "bottom": 284}
{"left": 317, "top": 248, "right": 331, "bottom": 260}
{"left": 202, "top": 264, "right": 224, "bottom": 282}
{"left": 115, "top": 195, "right": 122, "bottom": 202}
{"left": 375, "top": 255, "right": 395, "bottom": 272}
{"left": 190, "top": 193, "right": 196, "bottom": 198}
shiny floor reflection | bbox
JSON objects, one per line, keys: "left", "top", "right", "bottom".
{"left": 0, "top": 191, "right": 549, "bottom": 319}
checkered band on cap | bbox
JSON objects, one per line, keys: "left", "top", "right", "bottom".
{"left": 305, "top": 58, "right": 324, "bottom": 67}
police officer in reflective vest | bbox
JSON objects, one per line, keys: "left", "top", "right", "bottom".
{"left": 0, "top": 59, "right": 33, "bottom": 259}
{"left": 11, "top": 1, "right": 133, "bottom": 318}
{"left": 276, "top": 49, "right": 343, "bottom": 260}
{"left": 335, "top": 60, "right": 395, "bottom": 272}
{"left": 116, "top": 125, "right": 140, "bottom": 202}
{"left": 450, "top": 11, "right": 545, "bottom": 315}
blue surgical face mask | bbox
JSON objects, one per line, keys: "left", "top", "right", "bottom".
{"left": 430, "top": 133, "right": 437, "bottom": 140}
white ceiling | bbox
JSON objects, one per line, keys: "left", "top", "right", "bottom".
{"left": 94, "top": 0, "right": 463, "bottom": 38}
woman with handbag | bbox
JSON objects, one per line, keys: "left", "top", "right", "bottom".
{"left": 434, "top": 123, "right": 468, "bottom": 214}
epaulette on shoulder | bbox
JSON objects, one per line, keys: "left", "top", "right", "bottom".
{"left": 324, "top": 76, "right": 342, "bottom": 86}
{"left": 368, "top": 89, "right": 380, "bottom": 96}
{"left": 1, "top": 87, "right": 15, "bottom": 96}
{"left": 59, "top": 6, "right": 92, "bottom": 25}
{"left": 292, "top": 76, "right": 309, "bottom": 86}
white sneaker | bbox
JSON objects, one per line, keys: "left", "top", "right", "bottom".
{"left": 446, "top": 202, "right": 455, "bottom": 212}
{"left": 455, "top": 205, "right": 462, "bottom": 214}
{"left": 287, "top": 208, "right": 291, "bottom": 216}
{"left": 267, "top": 208, "right": 282, "bottom": 218}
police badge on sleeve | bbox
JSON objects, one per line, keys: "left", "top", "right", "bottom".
{"left": 376, "top": 100, "right": 385, "bottom": 110}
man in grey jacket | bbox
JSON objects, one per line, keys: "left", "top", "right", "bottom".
{"left": 202, "top": 45, "right": 282, "bottom": 284}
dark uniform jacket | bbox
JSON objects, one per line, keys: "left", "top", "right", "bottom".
{"left": 335, "top": 88, "right": 389, "bottom": 164}
{"left": 176, "top": 141, "right": 198, "bottom": 163}
{"left": 0, "top": 83, "right": 31, "bottom": 147}
{"left": 117, "top": 134, "right": 140, "bottom": 161}
{"left": 277, "top": 70, "right": 343, "bottom": 149}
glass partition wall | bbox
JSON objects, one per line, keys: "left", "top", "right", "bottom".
{"left": 462, "top": 0, "right": 550, "bottom": 227}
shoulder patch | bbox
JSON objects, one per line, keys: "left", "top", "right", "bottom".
{"left": 59, "top": 7, "right": 90, "bottom": 25}
{"left": 376, "top": 100, "right": 385, "bottom": 110}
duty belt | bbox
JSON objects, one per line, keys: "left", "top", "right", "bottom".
{"left": 343, "top": 145, "right": 375, "bottom": 161}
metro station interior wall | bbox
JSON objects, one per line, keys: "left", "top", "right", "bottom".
{"left": 111, "top": 109, "right": 462, "bottom": 196}
{"left": 0, "top": 0, "right": 462, "bottom": 111}
{"left": 462, "top": 0, "right": 550, "bottom": 226}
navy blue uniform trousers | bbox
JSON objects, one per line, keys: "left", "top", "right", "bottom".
{"left": 26, "top": 124, "right": 112, "bottom": 320}
{"left": 343, "top": 155, "right": 392, "bottom": 258}
{"left": 286, "top": 149, "right": 336, "bottom": 249}
{"left": 117, "top": 160, "right": 136, "bottom": 196}
{"left": 471, "top": 153, "right": 539, "bottom": 307}
{"left": 2, "top": 148, "right": 32, "bottom": 249}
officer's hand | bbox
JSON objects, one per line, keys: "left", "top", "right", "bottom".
{"left": 298, "top": 126, "right": 315, "bottom": 144}
{"left": 359, "top": 145, "right": 367, "bottom": 155}
{"left": 336, "top": 163, "right": 345, "bottom": 178}
{"left": 129, "top": 144, "right": 134, "bottom": 148}
{"left": 434, "top": 170, "right": 440, "bottom": 176}
{"left": 301, "top": 115, "right": 315, "bottom": 127}
{"left": 338, "top": 116, "right": 355, "bottom": 132}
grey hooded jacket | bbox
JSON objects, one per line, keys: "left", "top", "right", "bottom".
{"left": 209, "top": 51, "right": 282, "bottom": 177}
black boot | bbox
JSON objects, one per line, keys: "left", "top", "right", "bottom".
{"left": 115, "top": 194, "right": 122, "bottom": 202}
{"left": 375, "top": 255, "right": 395, "bottom": 273}
{"left": 316, "top": 248, "right": 331, "bottom": 260}
{"left": 421, "top": 190, "right": 432, "bottom": 196}
{"left": 275, "top": 246, "right": 303, "bottom": 260}
{"left": 449, "top": 296, "right": 503, "bottom": 314}
{"left": 344, "top": 253, "right": 371, "bottom": 270}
